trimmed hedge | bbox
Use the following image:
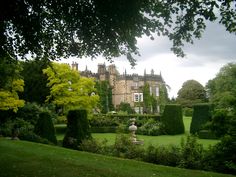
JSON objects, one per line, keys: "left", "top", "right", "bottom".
{"left": 34, "top": 112, "right": 57, "bottom": 144}
{"left": 161, "top": 104, "right": 185, "bottom": 135}
{"left": 63, "top": 110, "right": 91, "bottom": 149}
{"left": 190, "top": 103, "right": 212, "bottom": 134}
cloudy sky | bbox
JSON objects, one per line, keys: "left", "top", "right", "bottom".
{"left": 62, "top": 21, "right": 236, "bottom": 98}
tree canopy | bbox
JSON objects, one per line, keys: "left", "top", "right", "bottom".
{"left": 0, "top": 57, "right": 25, "bottom": 112}
{"left": 43, "top": 62, "right": 99, "bottom": 113}
{"left": 1, "top": 1, "right": 236, "bottom": 65}
{"left": 20, "top": 60, "right": 50, "bottom": 104}
{"left": 177, "top": 80, "right": 207, "bottom": 107}
{"left": 206, "top": 63, "right": 236, "bottom": 110}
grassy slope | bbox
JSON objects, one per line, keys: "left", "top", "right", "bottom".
{"left": 0, "top": 139, "right": 234, "bottom": 177}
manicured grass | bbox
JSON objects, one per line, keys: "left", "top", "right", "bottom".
{"left": 56, "top": 117, "right": 219, "bottom": 148}
{"left": 0, "top": 139, "right": 233, "bottom": 177}
{"left": 92, "top": 133, "right": 218, "bottom": 148}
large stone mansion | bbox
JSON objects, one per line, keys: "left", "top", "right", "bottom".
{"left": 71, "top": 62, "right": 165, "bottom": 113}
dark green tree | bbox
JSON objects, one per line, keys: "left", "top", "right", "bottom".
{"left": 1, "top": 1, "right": 236, "bottom": 65}
{"left": 190, "top": 103, "right": 212, "bottom": 134}
{"left": 63, "top": 110, "right": 91, "bottom": 149}
{"left": 177, "top": 80, "right": 207, "bottom": 108}
{"left": 20, "top": 60, "right": 50, "bottom": 104}
{"left": 161, "top": 104, "right": 185, "bottom": 135}
{"left": 95, "top": 80, "right": 113, "bottom": 113}
{"left": 34, "top": 111, "right": 57, "bottom": 144}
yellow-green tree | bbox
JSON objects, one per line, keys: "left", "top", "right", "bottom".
{"left": 43, "top": 63, "right": 99, "bottom": 113}
{"left": 0, "top": 56, "right": 25, "bottom": 112}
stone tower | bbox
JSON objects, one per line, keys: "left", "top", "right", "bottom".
{"left": 97, "top": 63, "right": 107, "bottom": 81}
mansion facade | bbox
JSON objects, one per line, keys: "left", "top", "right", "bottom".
{"left": 71, "top": 62, "right": 165, "bottom": 114}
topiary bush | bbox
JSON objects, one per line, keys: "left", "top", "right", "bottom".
{"left": 34, "top": 111, "right": 57, "bottom": 144}
{"left": 161, "top": 104, "right": 185, "bottom": 135}
{"left": 190, "top": 103, "right": 212, "bottom": 134}
{"left": 63, "top": 109, "right": 91, "bottom": 149}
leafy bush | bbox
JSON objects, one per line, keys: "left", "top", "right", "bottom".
{"left": 203, "top": 135, "right": 236, "bottom": 175}
{"left": 137, "top": 119, "right": 166, "bottom": 136}
{"left": 183, "top": 107, "right": 193, "bottom": 117}
{"left": 144, "top": 144, "right": 181, "bottom": 166}
{"left": 179, "top": 135, "right": 204, "bottom": 169}
{"left": 190, "top": 103, "right": 212, "bottom": 134}
{"left": 63, "top": 110, "right": 91, "bottom": 149}
{"left": 208, "top": 109, "right": 231, "bottom": 138}
{"left": 16, "top": 102, "right": 43, "bottom": 125}
{"left": 34, "top": 111, "right": 57, "bottom": 144}
{"left": 0, "top": 118, "right": 34, "bottom": 137}
{"left": 161, "top": 104, "right": 185, "bottom": 135}
{"left": 112, "top": 134, "right": 144, "bottom": 160}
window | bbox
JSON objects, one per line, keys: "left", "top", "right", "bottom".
{"left": 134, "top": 93, "right": 143, "bottom": 102}
{"left": 156, "top": 87, "right": 159, "bottom": 96}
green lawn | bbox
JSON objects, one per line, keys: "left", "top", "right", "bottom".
{"left": 57, "top": 117, "right": 219, "bottom": 148}
{"left": 0, "top": 139, "right": 233, "bottom": 177}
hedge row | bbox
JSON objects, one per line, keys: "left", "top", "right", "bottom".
{"left": 161, "top": 104, "right": 185, "bottom": 135}
{"left": 190, "top": 103, "right": 212, "bottom": 134}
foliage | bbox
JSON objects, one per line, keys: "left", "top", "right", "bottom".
{"left": 179, "top": 135, "right": 205, "bottom": 169}
{"left": 183, "top": 107, "right": 193, "bottom": 117}
{"left": 43, "top": 62, "right": 99, "bottom": 113}
{"left": 117, "top": 102, "right": 134, "bottom": 114}
{"left": 137, "top": 118, "right": 166, "bottom": 136}
{"left": 161, "top": 104, "right": 185, "bottom": 135}
{"left": 177, "top": 80, "right": 207, "bottom": 108}
{"left": 0, "top": 118, "right": 33, "bottom": 137}
{"left": 190, "top": 103, "right": 212, "bottom": 134}
{"left": 20, "top": 59, "right": 50, "bottom": 104}
{"left": 63, "top": 110, "right": 91, "bottom": 149}
{"left": 158, "top": 83, "right": 170, "bottom": 113}
{"left": 143, "top": 83, "right": 152, "bottom": 113}
{"left": 2, "top": 1, "right": 236, "bottom": 66}
{"left": 112, "top": 134, "right": 144, "bottom": 160}
{"left": 144, "top": 144, "right": 181, "bottom": 167}
{"left": 203, "top": 135, "right": 236, "bottom": 175}
{"left": 0, "top": 56, "right": 25, "bottom": 112}
{"left": 34, "top": 112, "right": 57, "bottom": 144}
{"left": 206, "top": 63, "right": 236, "bottom": 111}
{"left": 16, "top": 102, "right": 44, "bottom": 125}
{"left": 95, "top": 80, "right": 113, "bottom": 113}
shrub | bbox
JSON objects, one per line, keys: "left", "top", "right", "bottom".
{"left": 179, "top": 135, "right": 204, "bottom": 169}
{"left": 183, "top": 107, "right": 193, "bottom": 117}
{"left": 16, "top": 102, "right": 43, "bottom": 125}
{"left": 0, "top": 118, "right": 34, "bottom": 137}
{"left": 63, "top": 110, "right": 91, "bottom": 149}
{"left": 144, "top": 144, "right": 181, "bottom": 166}
{"left": 137, "top": 119, "right": 166, "bottom": 136}
{"left": 161, "top": 104, "right": 185, "bottom": 135}
{"left": 190, "top": 103, "right": 212, "bottom": 134}
{"left": 112, "top": 134, "right": 144, "bottom": 160}
{"left": 203, "top": 135, "right": 236, "bottom": 175}
{"left": 34, "top": 111, "right": 57, "bottom": 144}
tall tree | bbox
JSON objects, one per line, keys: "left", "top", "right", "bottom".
{"left": 95, "top": 80, "right": 113, "bottom": 113}
{"left": 20, "top": 60, "right": 50, "bottom": 104}
{"left": 1, "top": 1, "right": 235, "bottom": 65}
{"left": 206, "top": 63, "right": 236, "bottom": 110}
{"left": 177, "top": 80, "right": 207, "bottom": 107}
{"left": 43, "top": 63, "right": 99, "bottom": 113}
{"left": 0, "top": 56, "right": 24, "bottom": 112}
